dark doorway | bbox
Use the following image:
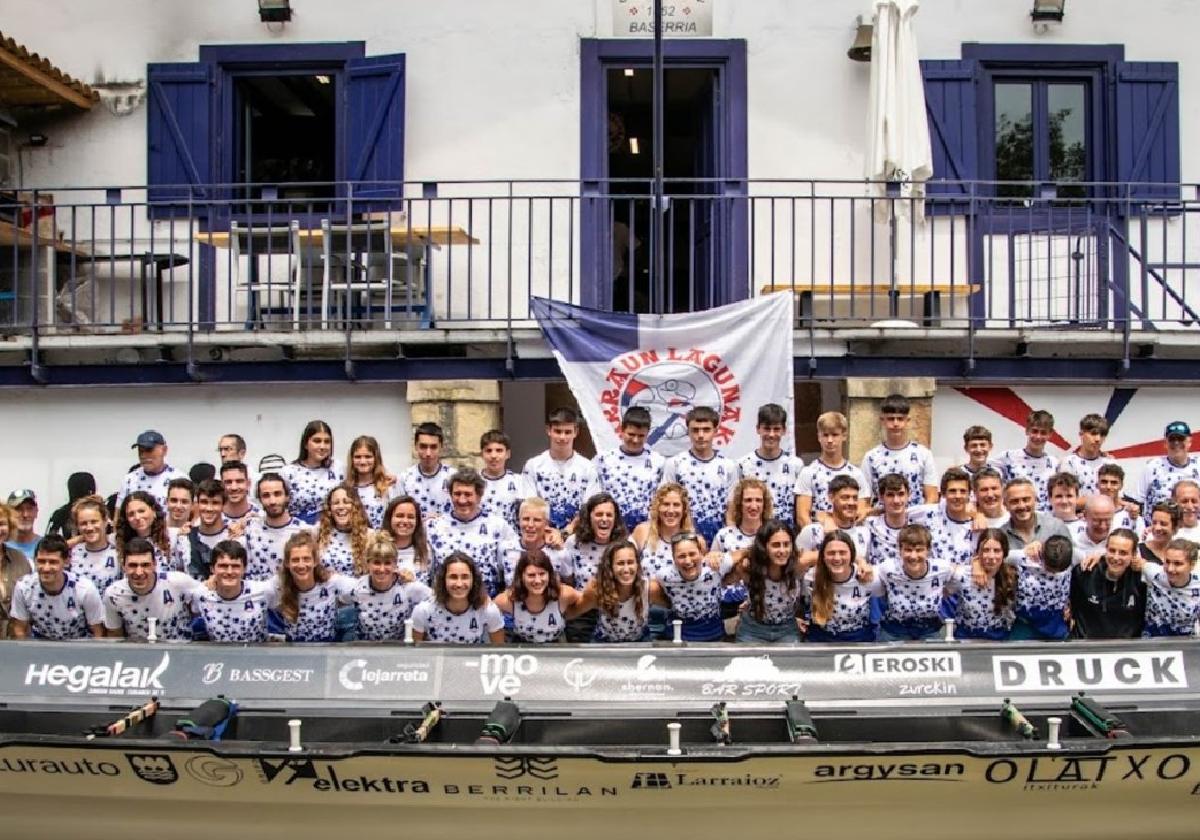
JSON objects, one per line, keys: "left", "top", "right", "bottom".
{"left": 580, "top": 39, "right": 748, "bottom": 315}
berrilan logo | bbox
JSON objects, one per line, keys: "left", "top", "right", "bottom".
{"left": 24, "top": 652, "right": 170, "bottom": 694}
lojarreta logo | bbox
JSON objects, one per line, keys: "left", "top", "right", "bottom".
{"left": 600, "top": 350, "right": 742, "bottom": 449}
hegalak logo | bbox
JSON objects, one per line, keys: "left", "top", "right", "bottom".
{"left": 24, "top": 652, "right": 171, "bottom": 694}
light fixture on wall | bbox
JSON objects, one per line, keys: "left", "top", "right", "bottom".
{"left": 258, "top": 0, "right": 292, "bottom": 23}
{"left": 629, "top": 137, "right": 640, "bottom": 155}
{"left": 848, "top": 16, "right": 872, "bottom": 62}
{"left": 1031, "top": 0, "right": 1065, "bottom": 32}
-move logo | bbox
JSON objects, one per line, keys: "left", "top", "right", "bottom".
{"left": 465, "top": 653, "right": 538, "bottom": 695}
{"left": 24, "top": 652, "right": 170, "bottom": 694}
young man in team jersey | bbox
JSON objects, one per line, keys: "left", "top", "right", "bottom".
{"left": 426, "top": 468, "right": 516, "bottom": 597}
{"left": 478, "top": 430, "right": 527, "bottom": 528}
{"left": 796, "top": 474, "right": 870, "bottom": 561}
{"left": 521, "top": 407, "right": 597, "bottom": 530}
{"left": 860, "top": 394, "right": 938, "bottom": 507}
{"left": 9, "top": 536, "right": 104, "bottom": 640}
{"left": 972, "top": 467, "right": 1009, "bottom": 527}
{"left": 1061, "top": 414, "right": 1115, "bottom": 501}
{"left": 242, "top": 473, "right": 303, "bottom": 581}
{"left": 1047, "top": 472, "right": 1082, "bottom": 526}
{"left": 795, "top": 412, "right": 866, "bottom": 528}
{"left": 1171, "top": 480, "right": 1200, "bottom": 543}
{"left": 190, "top": 540, "right": 275, "bottom": 643}
{"left": 399, "top": 422, "right": 453, "bottom": 519}
{"left": 874, "top": 524, "right": 952, "bottom": 641}
{"left": 1130, "top": 421, "right": 1200, "bottom": 525}
{"left": 116, "top": 430, "right": 181, "bottom": 512}
{"left": 164, "top": 477, "right": 196, "bottom": 539}
{"left": 103, "top": 538, "right": 203, "bottom": 641}
{"left": 1096, "top": 463, "right": 1138, "bottom": 530}
{"left": 958, "top": 425, "right": 996, "bottom": 481}
{"left": 996, "top": 410, "right": 1061, "bottom": 512}
{"left": 908, "top": 468, "right": 977, "bottom": 567}
{"left": 737, "top": 403, "right": 803, "bottom": 526}
{"left": 591, "top": 407, "right": 665, "bottom": 532}
{"left": 862, "top": 474, "right": 914, "bottom": 566}
{"left": 219, "top": 461, "right": 260, "bottom": 527}
{"left": 662, "top": 405, "right": 737, "bottom": 546}
{"left": 173, "top": 480, "right": 239, "bottom": 580}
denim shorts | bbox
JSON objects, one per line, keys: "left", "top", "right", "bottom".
{"left": 736, "top": 611, "right": 801, "bottom": 643}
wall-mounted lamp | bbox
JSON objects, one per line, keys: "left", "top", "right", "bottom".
{"left": 848, "top": 17, "right": 872, "bottom": 62}
{"left": 258, "top": 0, "right": 292, "bottom": 23}
{"left": 1031, "top": 0, "right": 1065, "bottom": 31}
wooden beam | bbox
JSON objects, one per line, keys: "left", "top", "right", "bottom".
{"left": 0, "top": 48, "right": 93, "bottom": 109}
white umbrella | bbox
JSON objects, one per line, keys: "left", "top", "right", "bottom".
{"left": 865, "top": 0, "right": 933, "bottom": 221}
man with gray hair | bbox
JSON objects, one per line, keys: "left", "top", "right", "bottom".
{"left": 1001, "top": 478, "right": 1070, "bottom": 562}
{"left": 1172, "top": 480, "right": 1200, "bottom": 543}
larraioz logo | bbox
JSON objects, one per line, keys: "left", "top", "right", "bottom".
{"left": 599, "top": 349, "right": 742, "bottom": 450}
{"left": 256, "top": 757, "right": 430, "bottom": 794}
{"left": 126, "top": 753, "right": 178, "bottom": 785}
{"left": 494, "top": 757, "right": 558, "bottom": 781}
{"left": 632, "top": 771, "right": 781, "bottom": 789}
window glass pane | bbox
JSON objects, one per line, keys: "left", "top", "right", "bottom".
{"left": 1048, "top": 83, "right": 1087, "bottom": 199}
{"left": 995, "top": 82, "right": 1033, "bottom": 199}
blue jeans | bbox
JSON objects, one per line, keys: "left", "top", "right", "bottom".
{"left": 736, "top": 612, "right": 801, "bottom": 643}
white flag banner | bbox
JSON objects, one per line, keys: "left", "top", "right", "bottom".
{"left": 532, "top": 294, "right": 794, "bottom": 458}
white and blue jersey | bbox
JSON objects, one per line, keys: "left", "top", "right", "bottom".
{"left": 795, "top": 459, "right": 868, "bottom": 516}
{"left": 69, "top": 541, "right": 121, "bottom": 596}
{"left": 1011, "top": 556, "right": 1071, "bottom": 639}
{"left": 102, "top": 572, "right": 203, "bottom": 641}
{"left": 499, "top": 536, "right": 571, "bottom": 589}
{"left": 243, "top": 517, "right": 305, "bottom": 581}
{"left": 712, "top": 525, "right": 755, "bottom": 604}
{"left": 802, "top": 569, "right": 883, "bottom": 642}
{"left": 997, "top": 449, "right": 1060, "bottom": 512}
{"left": 399, "top": 464, "right": 453, "bottom": 520}
{"left": 656, "top": 554, "right": 735, "bottom": 641}
{"left": 944, "top": 565, "right": 1014, "bottom": 640}
{"left": 511, "top": 599, "right": 566, "bottom": 643}
{"left": 860, "top": 442, "right": 938, "bottom": 506}
{"left": 1132, "top": 455, "right": 1200, "bottom": 517}
{"left": 662, "top": 450, "right": 736, "bottom": 546}
{"left": 521, "top": 451, "right": 598, "bottom": 530}
{"left": 340, "top": 576, "right": 431, "bottom": 642}
{"left": 1062, "top": 452, "right": 1117, "bottom": 498}
{"left": 480, "top": 471, "right": 527, "bottom": 528}
{"left": 1143, "top": 565, "right": 1200, "bottom": 637}
{"left": 796, "top": 523, "right": 871, "bottom": 564}
{"left": 637, "top": 536, "right": 675, "bottom": 580}
{"left": 115, "top": 464, "right": 181, "bottom": 513}
{"left": 595, "top": 586, "right": 651, "bottom": 642}
{"left": 281, "top": 461, "right": 345, "bottom": 525}
{"left": 191, "top": 581, "right": 275, "bottom": 643}
{"left": 738, "top": 451, "right": 803, "bottom": 524}
{"left": 563, "top": 536, "right": 610, "bottom": 592}
{"left": 864, "top": 515, "right": 906, "bottom": 567}
{"left": 10, "top": 572, "right": 103, "bottom": 639}
{"left": 875, "top": 559, "right": 951, "bottom": 639}
{"left": 909, "top": 505, "right": 976, "bottom": 566}
{"left": 752, "top": 577, "right": 803, "bottom": 625}
{"left": 354, "top": 483, "right": 393, "bottom": 530}
{"left": 427, "top": 512, "right": 514, "bottom": 596}
{"left": 592, "top": 447, "right": 665, "bottom": 531}
{"left": 318, "top": 529, "right": 360, "bottom": 576}
{"left": 410, "top": 598, "right": 505, "bottom": 644}
{"left": 262, "top": 574, "right": 355, "bottom": 642}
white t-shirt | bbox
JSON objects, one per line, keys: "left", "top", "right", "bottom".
{"left": 737, "top": 451, "right": 804, "bottom": 524}
{"left": 860, "top": 442, "right": 938, "bottom": 505}
{"left": 511, "top": 598, "right": 567, "bottom": 643}
{"left": 794, "top": 459, "right": 868, "bottom": 515}
{"left": 339, "top": 575, "right": 432, "bottom": 641}
{"left": 656, "top": 554, "right": 735, "bottom": 622}
{"left": 427, "top": 512, "right": 515, "bottom": 596}
{"left": 410, "top": 598, "right": 504, "bottom": 644}
{"left": 102, "top": 572, "right": 204, "bottom": 641}
{"left": 521, "top": 451, "right": 598, "bottom": 530}
{"left": 260, "top": 574, "right": 356, "bottom": 642}
{"left": 801, "top": 568, "right": 883, "bottom": 635}
{"left": 480, "top": 471, "right": 528, "bottom": 528}
{"left": 354, "top": 482, "right": 394, "bottom": 530}
{"left": 11, "top": 572, "right": 103, "bottom": 639}
{"left": 281, "top": 461, "right": 346, "bottom": 523}
{"left": 997, "top": 448, "right": 1060, "bottom": 511}
{"left": 1143, "top": 565, "right": 1200, "bottom": 636}
{"left": 318, "top": 529, "right": 361, "bottom": 576}
{"left": 593, "top": 447, "right": 665, "bottom": 530}
{"left": 191, "top": 581, "right": 276, "bottom": 643}
{"left": 398, "top": 464, "right": 453, "bottom": 520}
{"left": 876, "top": 559, "right": 951, "bottom": 630}
{"left": 1061, "top": 452, "right": 1117, "bottom": 498}
{"left": 115, "top": 465, "right": 181, "bottom": 512}
{"left": 662, "top": 450, "right": 737, "bottom": 544}
{"left": 69, "top": 541, "right": 121, "bottom": 596}
{"left": 243, "top": 517, "right": 305, "bottom": 581}
{"left": 1133, "top": 455, "right": 1200, "bottom": 512}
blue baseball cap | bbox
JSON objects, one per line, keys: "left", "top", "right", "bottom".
{"left": 132, "top": 430, "right": 166, "bottom": 449}
{"left": 1165, "top": 421, "right": 1191, "bottom": 438}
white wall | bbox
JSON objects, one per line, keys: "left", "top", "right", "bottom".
{"left": 0, "top": 383, "right": 410, "bottom": 533}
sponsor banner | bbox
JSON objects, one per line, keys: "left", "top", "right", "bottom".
{"left": 993, "top": 651, "right": 1189, "bottom": 692}
{"left": 326, "top": 653, "right": 439, "bottom": 699}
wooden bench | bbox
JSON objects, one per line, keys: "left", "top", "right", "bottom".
{"left": 761, "top": 282, "right": 981, "bottom": 326}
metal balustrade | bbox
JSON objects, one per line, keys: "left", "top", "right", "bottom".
{"left": 1, "top": 179, "right": 1196, "bottom": 343}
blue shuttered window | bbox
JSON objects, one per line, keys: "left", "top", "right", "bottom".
{"left": 921, "top": 59, "right": 978, "bottom": 212}
{"left": 345, "top": 54, "right": 406, "bottom": 201}
{"left": 1115, "top": 61, "right": 1181, "bottom": 203}
{"left": 146, "top": 62, "right": 213, "bottom": 218}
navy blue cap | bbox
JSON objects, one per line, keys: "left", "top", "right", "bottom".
{"left": 132, "top": 430, "right": 166, "bottom": 449}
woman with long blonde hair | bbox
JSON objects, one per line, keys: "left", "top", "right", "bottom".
{"left": 346, "top": 435, "right": 394, "bottom": 529}
{"left": 631, "top": 482, "right": 696, "bottom": 579}
{"left": 316, "top": 485, "right": 372, "bottom": 575}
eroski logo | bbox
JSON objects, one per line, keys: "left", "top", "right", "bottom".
{"left": 24, "top": 652, "right": 170, "bottom": 694}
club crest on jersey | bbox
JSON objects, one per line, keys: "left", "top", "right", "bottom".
{"left": 599, "top": 349, "right": 742, "bottom": 449}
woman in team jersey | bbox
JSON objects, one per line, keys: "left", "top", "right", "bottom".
{"left": 725, "top": 520, "right": 803, "bottom": 644}
{"left": 264, "top": 530, "right": 356, "bottom": 643}
{"left": 494, "top": 552, "right": 582, "bottom": 643}
{"left": 315, "top": 485, "right": 372, "bottom": 575}
{"left": 115, "top": 491, "right": 173, "bottom": 572}
{"left": 338, "top": 532, "right": 431, "bottom": 641}
{"left": 631, "top": 483, "right": 695, "bottom": 579}
{"left": 562, "top": 492, "right": 626, "bottom": 642}
{"left": 381, "top": 495, "right": 433, "bottom": 586}
{"left": 283, "top": 420, "right": 345, "bottom": 525}
{"left": 943, "top": 528, "right": 1018, "bottom": 641}
{"left": 410, "top": 552, "right": 505, "bottom": 644}
{"left": 568, "top": 540, "right": 652, "bottom": 642}
{"left": 713, "top": 478, "right": 772, "bottom": 635}
{"left": 803, "top": 530, "right": 883, "bottom": 642}
{"left": 651, "top": 532, "right": 733, "bottom": 642}
{"left": 1140, "top": 501, "right": 1181, "bottom": 564}
{"left": 347, "top": 435, "right": 395, "bottom": 529}
{"left": 67, "top": 495, "right": 121, "bottom": 595}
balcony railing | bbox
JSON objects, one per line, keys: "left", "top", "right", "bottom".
{"left": 2, "top": 179, "right": 1197, "bottom": 345}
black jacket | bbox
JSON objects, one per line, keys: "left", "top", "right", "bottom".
{"left": 1069, "top": 561, "right": 1147, "bottom": 639}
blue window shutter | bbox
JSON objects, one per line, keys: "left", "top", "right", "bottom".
{"left": 921, "top": 59, "right": 978, "bottom": 210}
{"left": 1115, "top": 61, "right": 1180, "bottom": 204}
{"left": 146, "top": 62, "right": 213, "bottom": 218}
{"left": 345, "top": 53, "right": 406, "bottom": 200}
